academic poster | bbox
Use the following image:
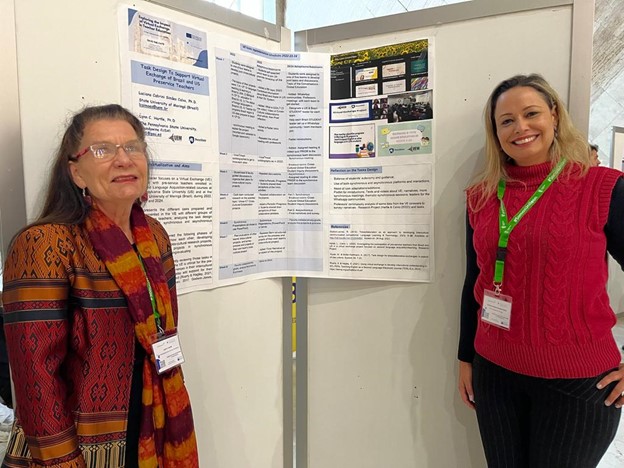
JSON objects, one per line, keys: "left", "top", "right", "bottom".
{"left": 326, "top": 40, "right": 435, "bottom": 281}
{"left": 120, "top": 2, "right": 435, "bottom": 292}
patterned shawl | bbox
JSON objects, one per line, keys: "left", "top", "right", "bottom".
{"left": 84, "top": 203, "right": 198, "bottom": 468}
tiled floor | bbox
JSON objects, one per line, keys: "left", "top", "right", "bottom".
{"left": 599, "top": 314, "right": 624, "bottom": 467}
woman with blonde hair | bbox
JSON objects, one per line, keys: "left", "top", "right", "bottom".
{"left": 457, "top": 74, "right": 624, "bottom": 467}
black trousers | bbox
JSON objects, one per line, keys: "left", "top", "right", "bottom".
{"left": 472, "top": 354, "right": 621, "bottom": 468}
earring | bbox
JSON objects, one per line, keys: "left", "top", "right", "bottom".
{"left": 82, "top": 187, "right": 92, "bottom": 206}
{"left": 554, "top": 125, "right": 559, "bottom": 138}
{"left": 140, "top": 192, "right": 148, "bottom": 205}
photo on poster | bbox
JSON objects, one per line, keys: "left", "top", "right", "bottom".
{"left": 127, "top": 9, "right": 208, "bottom": 68}
{"left": 329, "top": 123, "right": 376, "bottom": 159}
{"left": 372, "top": 98, "right": 388, "bottom": 120}
{"left": 329, "top": 100, "right": 373, "bottom": 123}
{"left": 355, "top": 83, "right": 379, "bottom": 98}
{"left": 355, "top": 66, "right": 378, "bottom": 82}
{"left": 330, "top": 39, "right": 429, "bottom": 101}
{"left": 410, "top": 76, "right": 428, "bottom": 91}
{"left": 382, "top": 62, "right": 406, "bottom": 79}
{"left": 387, "top": 90, "right": 433, "bottom": 123}
{"left": 410, "top": 50, "right": 428, "bottom": 75}
{"left": 377, "top": 121, "right": 432, "bottom": 156}
{"left": 382, "top": 79, "right": 408, "bottom": 95}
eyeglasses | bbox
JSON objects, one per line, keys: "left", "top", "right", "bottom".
{"left": 72, "top": 140, "right": 147, "bottom": 160}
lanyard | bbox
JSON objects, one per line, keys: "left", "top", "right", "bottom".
{"left": 137, "top": 253, "right": 164, "bottom": 335}
{"left": 493, "top": 159, "right": 567, "bottom": 294}
{"left": 145, "top": 276, "right": 164, "bottom": 335}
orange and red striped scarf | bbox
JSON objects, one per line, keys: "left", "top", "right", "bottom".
{"left": 85, "top": 203, "right": 198, "bottom": 468}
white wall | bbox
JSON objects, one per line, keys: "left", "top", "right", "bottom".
{"left": 302, "top": 5, "right": 574, "bottom": 467}
{"left": 178, "top": 280, "right": 285, "bottom": 466}
{"left": 10, "top": 1, "right": 286, "bottom": 466}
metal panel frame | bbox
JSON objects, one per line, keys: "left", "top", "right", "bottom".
{"left": 294, "top": 277, "right": 308, "bottom": 468}
{"left": 148, "top": 0, "right": 282, "bottom": 41}
{"left": 611, "top": 126, "right": 624, "bottom": 170}
{"left": 294, "top": 0, "right": 593, "bottom": 132}
{"left": 294, "top": 0, "right": 572, "bottom": 48}
{"left": 282, "top": 277, "right": 294, "bottom": 468}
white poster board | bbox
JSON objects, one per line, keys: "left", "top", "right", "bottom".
{"left": 296, "top": 1, "right": 591, "bottom": 467}
{"left": 10, "top": 1, "right": 287, "bottom": 466}
{"left": 613, "top": 126, "right": 624, "bottom": 171}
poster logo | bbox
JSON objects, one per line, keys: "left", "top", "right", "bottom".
{"left": 169, "top": 133, "right": 182, "bottom": 142}
{"left": 187, "top": 135, "right": 206, "bottom": 143}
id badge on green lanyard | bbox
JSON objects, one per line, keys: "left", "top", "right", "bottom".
{"left": 138, "top": 254, "right": 185, "bottom": 373}
{"left": 481, "top": 289, "right": 513, "bottom": 329}
{"left": 481, "top": 159, "right": 566, "bottom": 330}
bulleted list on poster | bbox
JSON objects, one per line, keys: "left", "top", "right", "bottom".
{"left": 327, "top": 163, "right": 432, "bottom": 281}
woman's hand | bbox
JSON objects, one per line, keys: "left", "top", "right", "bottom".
{"left": 597, "top": 363, "right": 624, "bottom": 408}
{"left": 458, "top": 360, "right": 476, "bottom": 409}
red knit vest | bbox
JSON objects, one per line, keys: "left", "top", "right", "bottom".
{"left": 468, "top": 162, "right": 623, "bottom": 378}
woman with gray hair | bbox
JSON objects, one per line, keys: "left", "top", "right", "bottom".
{"left": 2, "top": 105, "right": 198, "bottom": 467}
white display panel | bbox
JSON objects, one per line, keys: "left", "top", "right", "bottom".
{"left": 10, "top": 1, "right": 286, "bottom": 466}
{"left": 297, "top": 2, "right": 591, "bottom": 467}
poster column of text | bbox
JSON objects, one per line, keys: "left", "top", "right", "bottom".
{"left": 120, "top": 7, "right": 215, "bottom": 292}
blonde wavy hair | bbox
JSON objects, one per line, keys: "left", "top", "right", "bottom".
{"left": 468, "top": 74, "right": 591, "bottom": 211}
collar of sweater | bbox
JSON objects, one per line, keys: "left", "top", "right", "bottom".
{"left": 505, "top": 160, "right": 579, "bottom": 188}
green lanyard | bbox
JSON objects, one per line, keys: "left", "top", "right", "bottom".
{"left": 494, "top": 159, "right": 567, "bottom": 294}
{"left": 137, "top": 254, "right": 164, "bottom": 334}
{"left": 145, "top": 277, "right": 164, "bottom": 334}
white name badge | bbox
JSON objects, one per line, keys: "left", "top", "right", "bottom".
{"left": 152, "top": 334, "right": 185, "bottom": 374}
{"left": 481, "top": 289, "right": 513, "bottom": 330}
